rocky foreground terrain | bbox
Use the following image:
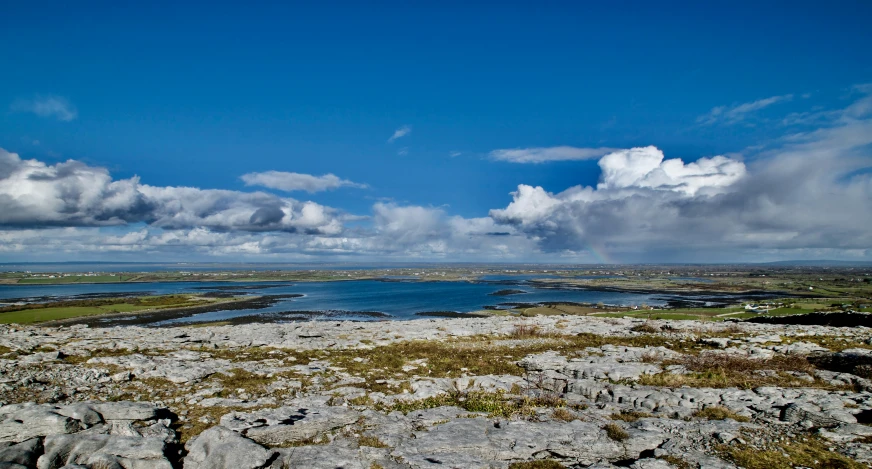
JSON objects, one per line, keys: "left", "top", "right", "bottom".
{"left": 1, "top": 316, "right": 871, "bottom": 469}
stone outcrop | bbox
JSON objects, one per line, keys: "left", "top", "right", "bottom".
{"left": 1, "top": 316, "right": 871, "bottom": 468}
{"left": 0, "top": 402, "right": 174, "bottom": 469}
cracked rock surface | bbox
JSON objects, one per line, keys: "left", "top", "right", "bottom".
{"left": 0, "top": 316, "right": 871, "bottom": 468}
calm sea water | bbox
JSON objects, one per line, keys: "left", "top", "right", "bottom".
{"left": 0, "top": 279, "right": 664, "bottom": 323}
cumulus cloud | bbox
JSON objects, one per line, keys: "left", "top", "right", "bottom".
{"left": 387, "top": 125, "right": 411, "bottom": 143}
{"left": 241, "top": 171, "right": 367, "bottom": 193}
{"left": 698, "top": 94, "right": 793, "bottom": 125}
{"left": 0, "top": 149, "right": 539, "bottom": 260}
{"left": 351, "top": 202, "right": 536, "bottom": 258}
{"left": 490, "top": 146, "right": 617, "bottom": 163}
{"left": 490, "top": 112, "right": 872, "bottom": 261}
{"left": 0, "top": 149, "right": 343, "bottom": 234}
{"left": 596, "top": 146, "right": 746, "bottom": 196}
{"left": 10, "top": 95, "right": 78, "bottom": 121}
{"left": 3, "top": 88, "right": 870, "bottom": 263}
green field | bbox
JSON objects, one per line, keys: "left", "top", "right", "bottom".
{"left": 0, "top": 304, "right": 143, "bottom": 324}
{"left": 586, "top": 303, "right": 847, "bottom": 322}
{"left": 0, "top": 294, "right": 213, "bottom": 324}
{"left": 17, "top": 275, "right": 133, "bottom": 284}
{"left": 593, "top": 312, "right": 705, "bottom": 320}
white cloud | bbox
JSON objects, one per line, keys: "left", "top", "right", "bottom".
{"left": 387, "top": 125, "right": 411, "bottom": 143}
{"left": 10, "top": 95, "right": 78, "bottom": 121}
{"left": 490, "top": 146, "right": 617, "bottom": 163}
{"left": 449, "top": 151, "right": 462, "bottom": 157}
{"left": 241, "top": 171, "right": 367, "bottom": 193}
{"left": 781, "top": 85, "right": 872, "bottom": 126}
{"left": 596, "top": 146, "right": 746, "bottom": 196}
{"left": 698, "top": 94, "right": 793, "bottom": 125}
{"left": 0, "top": 149, "right": 343, "bottom": 235}
{"left": 490, "top": 107, "right": 872, "bottom": 261}
{"left": 2, "top": 87, "right": 871, "bottom": 263}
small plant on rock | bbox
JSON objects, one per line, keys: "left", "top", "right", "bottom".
{"left": 692, "top": 406, "right": 750, "bottom": 422}
{"left": 359, "top": 435, "right": 389, "bottom": 448}
{"left": 631, "top": 323, "right": 660, "bottom": 334}
{"left": 511, "top": 324, "right": 543, "bottom": 338}
{"left": 603, "top": 422, "right": 629, "bottom": 441}
{"left": 610, "top": 410, "right": 653, "bottom": 422}
{"left": 551, "top": 408, "right": 575, "bottom": 422}
{"left": 508, "top": 461, "right": 566, "bottom": 469}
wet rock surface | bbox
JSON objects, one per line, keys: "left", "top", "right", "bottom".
{"left": 0, "top": 316, "right": 870, "bottom": 468}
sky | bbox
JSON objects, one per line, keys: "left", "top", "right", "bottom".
{"left": 1, "top": 1, "right": 871, "bottom": 263}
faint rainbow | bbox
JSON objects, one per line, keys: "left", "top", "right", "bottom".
{"left": 585, "top": 242, "right": 613, "bottom": 264}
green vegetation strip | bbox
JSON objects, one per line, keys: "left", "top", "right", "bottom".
{"left": 0, "top": 295, "right": 209, "bottom": 324}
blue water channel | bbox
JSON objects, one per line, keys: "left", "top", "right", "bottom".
{"left": 0, "top": 278, "right": 665, "bottom": 323}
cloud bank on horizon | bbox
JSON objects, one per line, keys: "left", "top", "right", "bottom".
{"left": 1, "top": 87, "right": 870, "bottom": 263}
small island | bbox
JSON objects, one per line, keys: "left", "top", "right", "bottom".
{"left": 489, "top": 289, "right": 527, "bottom": 296}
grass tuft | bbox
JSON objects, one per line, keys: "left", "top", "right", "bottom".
{"left": 603, "top": 422, "right": 629, "bottom": 441}
{"left": 658, "top": 455, "right": 695, "bottom": 469}
{"left": 551, "top": 408, "right": 575, "bottom": 422}
{"left": 692, "top": 406, "right": 750, "bottom": 422}
{"left": 719, "top": 436, "right": 865, "bottom": 469}
{"left": 610, "top": 410, "right": 653, "bottom": 422}
{"left": 631, "top": 323, "right": 660, "bottom": 334}
{"left": 510, "top": 324, "right": 543, "bottom": 338}
{"left": 639, "top": 352, "right": 842, "bottom": 390}
{"left": 359, "top": 435, "right": 389, "bottom": 448}
{"left": 508, "top": 461, "right": 565, "bottom": 469}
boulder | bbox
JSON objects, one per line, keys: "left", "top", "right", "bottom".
{"left": 231, "top": 407, "right": 360, "bottom": 446}
{"left": 37, "top": 434, "right": 172, "bottom": 469}
{"left": 0, "top": 407, "right": 81, "bottom": 443}
{"left": 183, "top": 427, "right": 275, "bottom": 469}
{"left": 0, "top": 438, "right": 42, "bottom": 467}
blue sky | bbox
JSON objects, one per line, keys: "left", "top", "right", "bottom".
{"left": 1, "top": 1, "right": 871, "bottom": 262}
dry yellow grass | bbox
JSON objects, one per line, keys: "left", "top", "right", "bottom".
{"left": 603, "top": 422, "right": 629, "bottom": 441}
{"left": 551, "top": 408, "right": 575, "bottom": 422}
{"left": 719, "top": 436, "right": 865, "bottom": 469}
{"left": 610, "top": 410, "right": 653, "bottom": 422}
{"left": 692, "top": 406, "right": 750, "bottom": 422}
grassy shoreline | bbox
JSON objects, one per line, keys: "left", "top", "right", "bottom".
{"left": 0, "top": 294, "right": 255, "bottom": 325}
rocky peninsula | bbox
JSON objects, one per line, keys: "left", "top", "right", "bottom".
{"left": 1, "top": 315, "right": 871, "bottom": 468}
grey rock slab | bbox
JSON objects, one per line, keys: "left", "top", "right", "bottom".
{"left": 0, "top": 438, "right": 41, "bottom": 466}
{"left": 271, "top": 445, "right": 368, "bottom": 469}
{"left": 239, "top": 407, "right": 361, "bottom": 446}
{"left": 818, "top": 423, "right": 872, "bottom": 443}
{"left": 770, "top": 341, "right": 828, "bottom": 355}
{"left": 780, "top": 403, "right": 844, "bottom": 428}
{"left": 87, "top": 355, "right": 225, "bottom": 384}
{"left": 632, "top": 459, "right": 677, "bottom": 469}
{"left": 701, "top": 338, "right": 730, "bottom": 349}
{"left": 520, "top": 350, "right": 661, "bottom": 382}
{"left": 90, "top": 402, "right": 158, "bottom": 422}
{"left": 37, "top": 434, "right": 172, "bottom": 469}
{"left": 183, "top": 426, "right": 275, "bottom": 469}
{"left": 18, "top": 352, "right": 63, "bottom": 365}
{"left": 54, "top": 404, "right": 103, "bottom": 427}
{"left": 0, "top": 406, "right": 81, "bottom": 443}
{"left": 81, "top": 420, "right": 177, "bottom": 444}
{"left": 393, "top": 417, "right": 633, "bottom": 467}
